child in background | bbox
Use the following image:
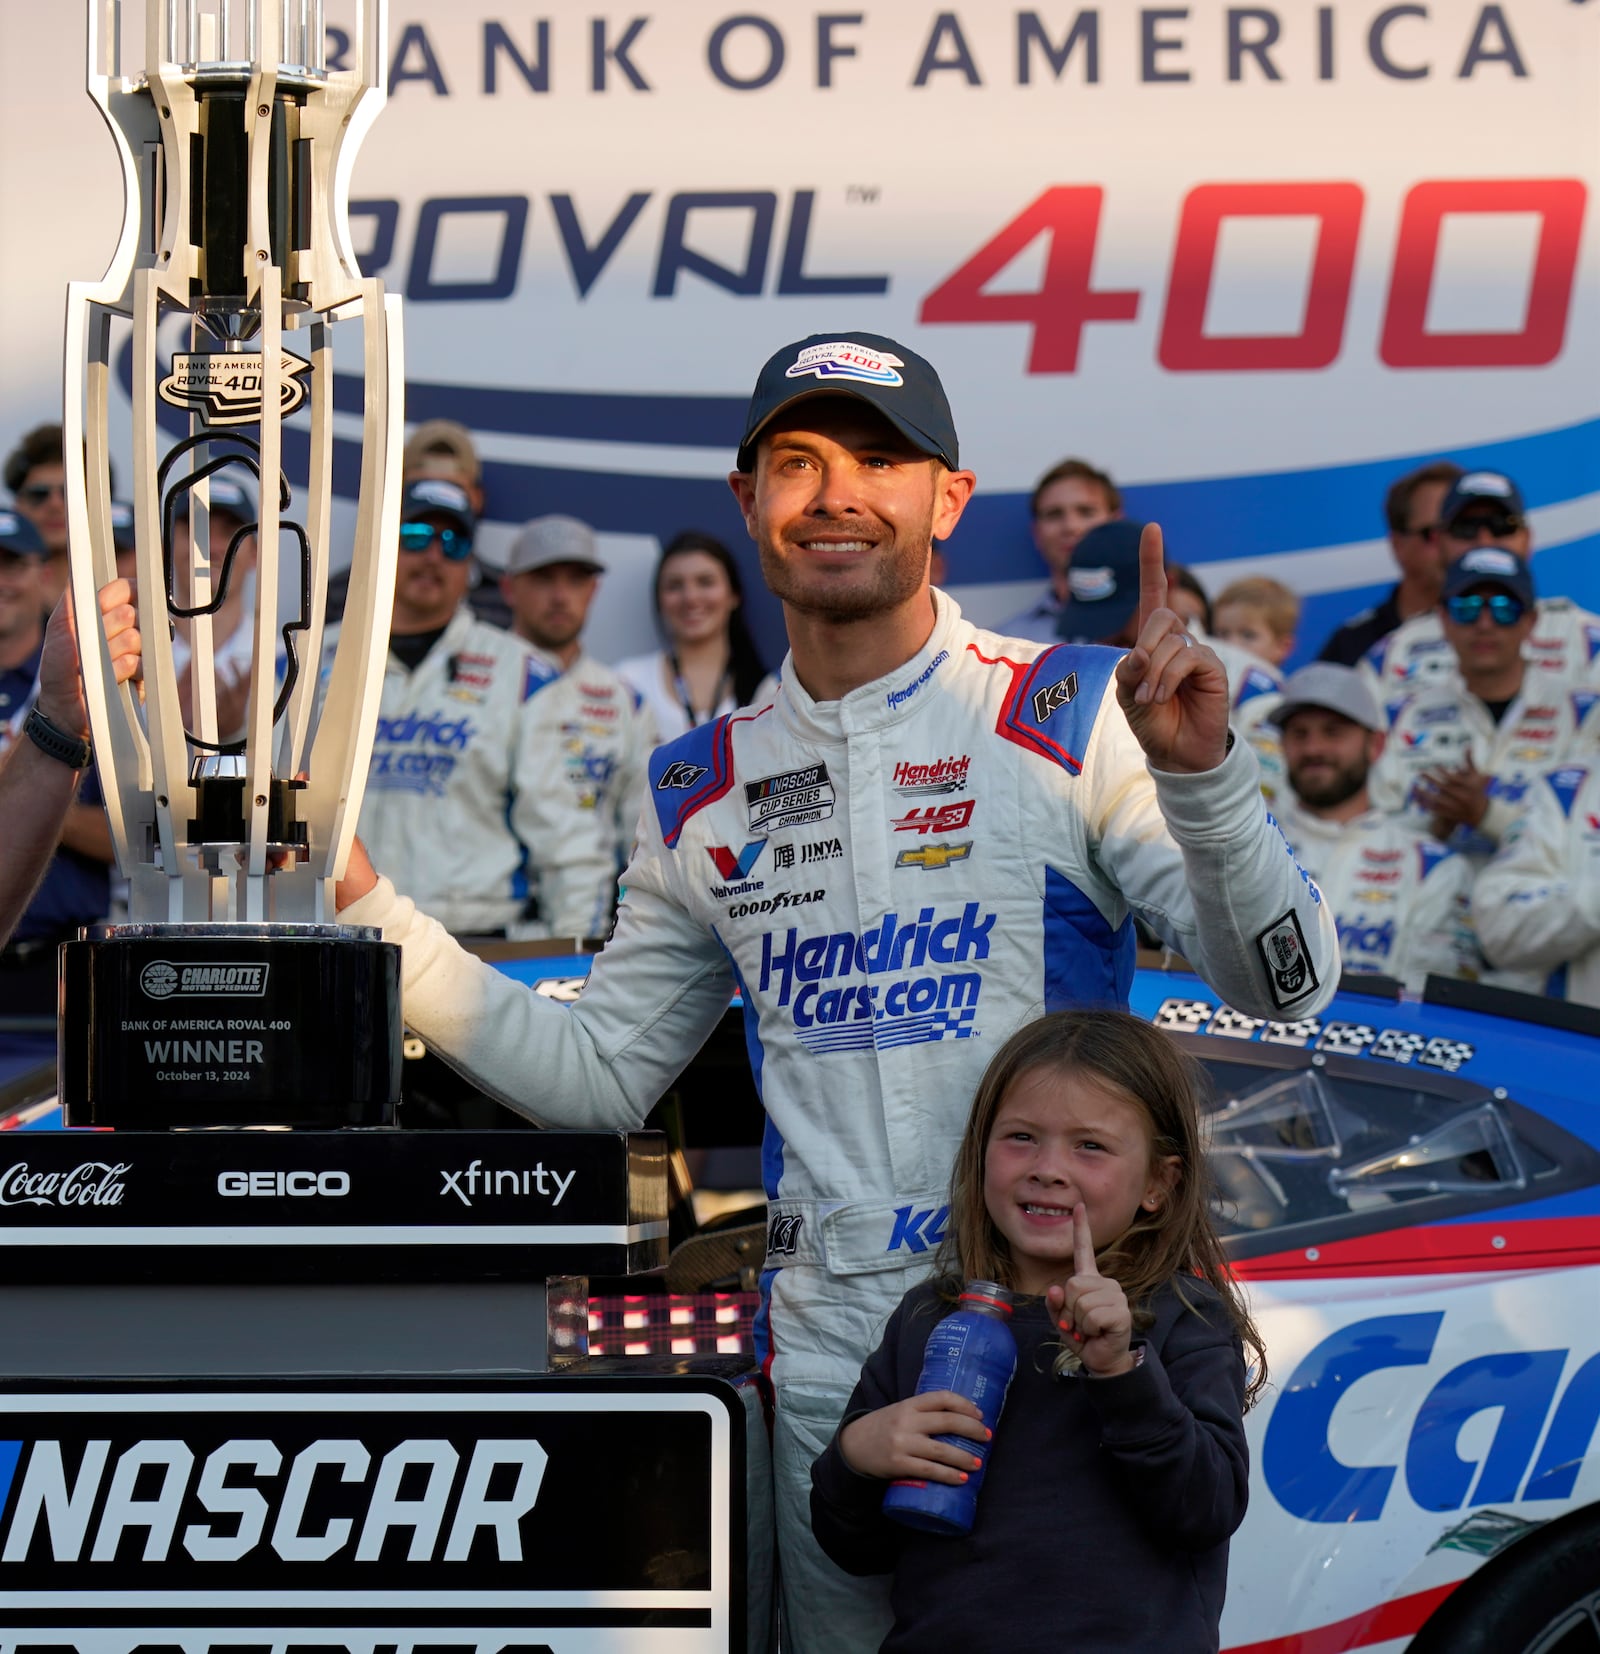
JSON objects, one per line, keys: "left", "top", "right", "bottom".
{"left": 810, "top": 1011, "right": 1262, "bottom": 1654}
{"left": 1214, "top": 575, "right": 1299, "bottom": 668}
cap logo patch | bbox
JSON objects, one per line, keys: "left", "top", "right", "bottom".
{"left": 1068, "top": 566, "right": 1116, "bottom": 602}
{"left": 1460, "top": 547, "right": 1521, "bottom": 577}
{"left": 409, "top": 478, "right": 471, "bottom": 513}
{"left": 786, "top": 340, "right": 905, "bottom": 388}
{"left": 1457, "top": 471, "right": 1513, "bottom": 498}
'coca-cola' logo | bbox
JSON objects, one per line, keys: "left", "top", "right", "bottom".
{"left": 0, "top": 1161, "right": 130, "bottom": 1208}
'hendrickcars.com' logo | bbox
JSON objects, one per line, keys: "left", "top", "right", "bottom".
{"left": 140, "top": 961, "right": 269, "bottom": 999}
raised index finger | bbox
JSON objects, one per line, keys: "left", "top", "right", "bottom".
{"left": 1137, "top": 522, "right": 1168, "bottom": 635}
{"left": 1073, "top": 1202, "right": 1099, "bottom": 1278}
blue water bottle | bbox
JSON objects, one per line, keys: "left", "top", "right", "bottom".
{"left": 882, "top": 1280, "right": 1017, "bottom": 1536}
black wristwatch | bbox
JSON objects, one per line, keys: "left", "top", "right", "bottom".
{"left": 23, "top": 704, "right": 93, "bottom": 771}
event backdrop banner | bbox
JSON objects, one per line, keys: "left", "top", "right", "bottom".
{"left": 3, "top": 1, "right": 1596, "bottom": 663}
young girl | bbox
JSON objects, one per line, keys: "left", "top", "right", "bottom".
{"left": 809, "top": 1010, "right": 1265, "bottom": 1654}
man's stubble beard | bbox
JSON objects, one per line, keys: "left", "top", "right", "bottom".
{"left": 757, "top": 526, "right": 930, "bottom": 624}
{"left": 1289, "top": 757, "right": 1369, "bottom": 811}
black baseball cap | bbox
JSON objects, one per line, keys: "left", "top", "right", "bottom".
{"left": 1442, "top": 545, "right": 1536, "bottom": 607}
{"left": 1055, "top": 519, "right": 1146, "bottom": 643}
{"left": 0, "top": 508, "right": 45, "bottom": 557}
{"left": 735, "top": 333, "right": 959, "bottom": 472}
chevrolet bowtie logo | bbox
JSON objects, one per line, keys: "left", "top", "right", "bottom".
{"left": 896, "top": 841, "right": 973, "bottom": 871}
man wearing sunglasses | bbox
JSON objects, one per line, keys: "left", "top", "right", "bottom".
{"left": 1368, "top": 547, "right": 1599, "bottom": 867}
{"left": 1360, "top": 469, "right": 1600, "bottom": 700}
{"left": 346, "top": 477, "right": 614, "bottom": 940}
{"left": 3, "top": 423, "right": 71, "bottom": 617}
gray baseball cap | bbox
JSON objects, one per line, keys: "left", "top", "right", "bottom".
{"left": 505, "top": 514, "right": 604, "bottom": 577}
{"left": 1268, "top": 662, "right": 1385, "bottom": 733}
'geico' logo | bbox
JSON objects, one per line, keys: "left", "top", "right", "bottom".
{"left": 217, "top": 1171, "right": 350, "bottom": 1197}
{"left": 0, "top": 1436, "right": 545, "bottom": 1566}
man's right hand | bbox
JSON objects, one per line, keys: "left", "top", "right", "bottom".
{"left": 336, "top": 835, "right": 379, "bottom": 910}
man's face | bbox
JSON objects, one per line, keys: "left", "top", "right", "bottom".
{"left": 507, "top": 562, "right": 599, "bottom": 653}
{"left": 1031, "top": 476, "right": 1116, "bottom": 580}
{"left": 1439, "top": 502, "right": 1531, "bottom": 565}
{"left": 728, "top": 398, "right": 975, "bottom": 624}
{"left": 0, "top": 549, "right": 45, "bottom": 646}
{"left": 13, "top": 461, "right": 67, "bottom": 555}
{"left": 1283, "top": 708, "right": 1379, "bottom": 810}
{"left": 169, "top": 513, "right": 255, "bottom": 606}
{"left": 1391, "top": 478, "right": 1451, "bottom": 586}
{"left": 1442, "top": 582, "right": 1535, "bottom": 684}
{"left": 394, "top": 514, "right": 473, "bottom": 630}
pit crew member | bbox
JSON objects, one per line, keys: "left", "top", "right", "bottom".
{"left": 344, "top": 478, "right": 613, "bottom": 939}
{"left": 1269, "top": 663, "right": 1478, "bottom": 991}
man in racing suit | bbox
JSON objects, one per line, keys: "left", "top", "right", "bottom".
{"left": 348, "top": 479, "right": 613, "bottom": 938}
{"left": 1268, "top": 663, "right": 1478, "bottom": 991}
{"left": 1473, "top": 764, "right": 1600, "bottom": 1001}
{"left": 1359, "top": 469, "right": 1600, "bottom": 698}
{"left": 335, "top": 333, "right": 1339, "bottom": 1653}
{"left": 501, "top": 514, "right": 657, "bottom": 878}
{"left": 1367, "top": 548, "right": 1599, "bottom": 863}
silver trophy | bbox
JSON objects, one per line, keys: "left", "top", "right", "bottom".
{"left": 60, "top": 0, "right": 403, "bottom": 1127}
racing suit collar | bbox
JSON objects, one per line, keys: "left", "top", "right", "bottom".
{"left": 775, "top": 588, "right": 966, "bottom": 740}
{"left": 387, "top": 603, "right": 480, "bottom": 673}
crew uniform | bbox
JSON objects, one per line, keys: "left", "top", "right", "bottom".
{"left": 1359, "top": 596, "right": 1600, "bottom": 701}
{"left": 345, "top": 603, "right": 614, "bottom": 939}
{"left": 1473, "top": 764, "right": 1600, "bottom": 1002}
{"left": 1272, "top": 796, "right": 1478, "bottom": 991}
{"left": 342, "top": 589, "right": 1337, "bottom": 1647}
{"left": 1366, "top": 670, "right": 1599, "bottom": 857}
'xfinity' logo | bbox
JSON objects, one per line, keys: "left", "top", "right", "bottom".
{"left": 440, "top": 1159, "right": 576, "bottom": 1206}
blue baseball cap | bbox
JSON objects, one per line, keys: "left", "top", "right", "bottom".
{"left": 176, "top": 475, "right": 255, "bottom": 525}
{"left": 1055, "top": 519, "right": 1146, "bottom": 643}
{"left": 736, "top": 332, "right": 960, "bottom": 472}
{"left": 401, "top": 477, "right": 476, "bottom": 541}
{"left": 0, "top": 508, "right": 46, "bottom": 557}
{"left": 1442, "top": 545, "right": 1535, "bottom": 607}
{"left": 1440, "top": 470, "right": 1525, "bottom": 529}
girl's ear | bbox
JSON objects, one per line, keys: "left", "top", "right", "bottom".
{"left": 1141, "top": 1154, "right": 1182, "bottom": 1213}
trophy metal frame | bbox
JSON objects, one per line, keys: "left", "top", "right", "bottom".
{"left": 61, "top": 0, "right": 404, "bottom": 1128}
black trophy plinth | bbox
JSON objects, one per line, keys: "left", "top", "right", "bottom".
{"left": 59, "top": 922, "right": 400, "bottom": 1128}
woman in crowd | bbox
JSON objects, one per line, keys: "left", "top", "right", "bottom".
{"left": 616, "top": 531, "right": 771, "bottom": 740}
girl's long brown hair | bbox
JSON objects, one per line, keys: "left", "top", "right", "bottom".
{"left": 934, "top": 1009, "right": 1268, "bottom": 1407}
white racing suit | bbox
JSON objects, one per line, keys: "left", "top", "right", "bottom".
{"left": 1204, "top": 633, "right": 1286, "bottom": 808}
{"left": 1366, "top": 675, "right": 1600, "bottom": 859}
{"left": 1272, "top": 798, "right": 1480, "bottom": 992}
{"left": 349, "top": 607, "right": 614, "bottom": 937}
{"left": 1358, "top": 596, "right": 1600, "bottom": 700}
{"left": 534, "top": 647, "right": 658, "bottom": 878}
{"left": 1474, "top": 763, "right": 1600, "bottom": 1002}
{"left": 341, "top": 592, "right": 1338, "bottom": 1652}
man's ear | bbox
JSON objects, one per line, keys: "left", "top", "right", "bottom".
{"left": 727, "top": 470, "right": 759, "bottom": 542}
{"left": 932, "top": 466, "right": 977, "bottom": 542}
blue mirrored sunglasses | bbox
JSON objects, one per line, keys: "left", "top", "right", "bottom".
{"left": 1445, "top": 592, "right": 1525, "bottom": 627}
{"left": 399, "top": 521, "right": 472, "bottom": 561}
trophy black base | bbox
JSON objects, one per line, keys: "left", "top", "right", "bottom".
{"left": 60, "top": 923, "right": 401, "bottom": 1129}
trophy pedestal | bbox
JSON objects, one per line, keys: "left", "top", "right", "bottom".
{"left": 59, "top": 922, "right": 401, "bottom": 1129}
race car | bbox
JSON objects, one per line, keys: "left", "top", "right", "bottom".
{"left": 3, "top": 958, "right": 1596, "bottom": 1654}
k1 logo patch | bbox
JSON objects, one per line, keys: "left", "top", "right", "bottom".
{"left": 657, "top": 760, "right": 708, "bottom": 790}
{"left": 1032, "top": 672, "right": 1079, "bottom": 722}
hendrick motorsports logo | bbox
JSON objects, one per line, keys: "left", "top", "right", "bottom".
{"left": 140, "top": 961, "right": 269, "bottom": 999}
{"left": 159, "top": 350, "right": 311, "bottom": 426}
{"left": 758, "top": 903, "right": 991, "bottom": 1054}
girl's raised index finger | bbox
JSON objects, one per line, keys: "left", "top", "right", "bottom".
{"left": 1073, "top": 1201, "right": 1099, "bottom": 1278}
{"left": 1137, "top": 522, "right": 1167, "bottom": 633}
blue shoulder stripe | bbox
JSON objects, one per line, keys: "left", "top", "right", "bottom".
{"left": 648, "top": 716, "right": 737, "bottom": 847}
{"left": 993, "top": 643, "right": 1122, "bottom": 775}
